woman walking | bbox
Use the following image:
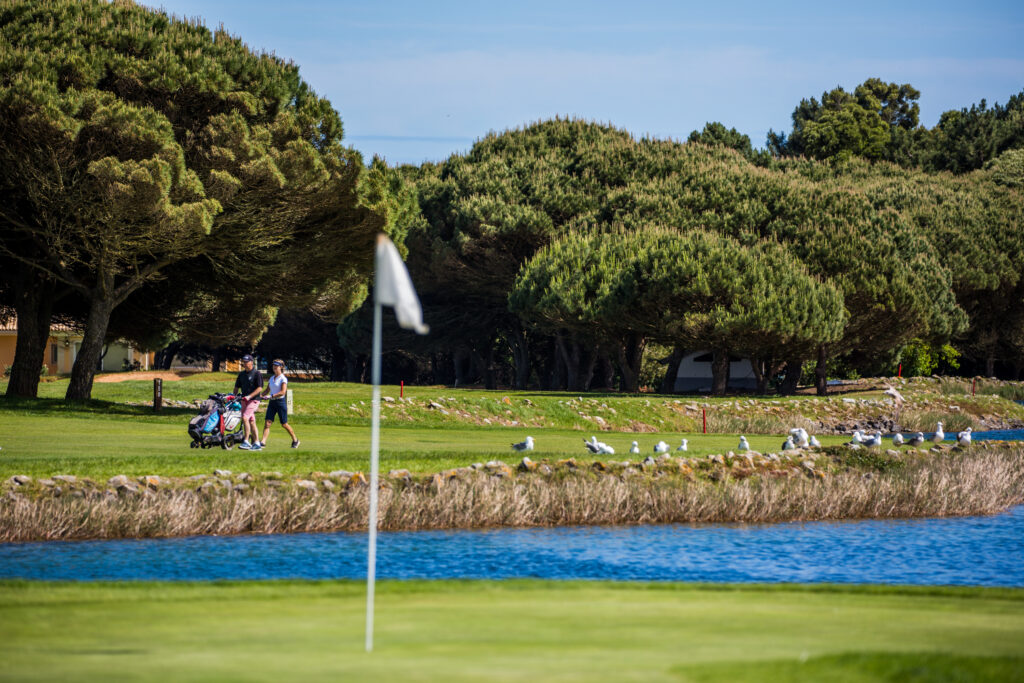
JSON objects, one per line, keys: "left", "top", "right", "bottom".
{"left": 260, "top": 359, "right": 299, "bottom": 449}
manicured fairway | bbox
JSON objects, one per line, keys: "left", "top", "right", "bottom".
{"left": 0, "top": 411, "right": 848, "bottom": 479}
{"left": 0, "top": 580, "right": 1021, "bottom": 681}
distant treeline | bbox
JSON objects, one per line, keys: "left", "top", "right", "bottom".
{"left": 1, "top": 0, "right": 1020, "bottom": 398}
{"left": 329, "top": 103, "right": 1024, "bottom": 394}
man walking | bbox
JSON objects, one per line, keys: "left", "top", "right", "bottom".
{"left": 233, "top": 354, "right": 264, "bottom": 450}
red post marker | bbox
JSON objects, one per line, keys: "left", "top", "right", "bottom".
{"left": 897, "top": 363, "right": 902, "bottom": 378}
{"left": 703, "top": 408, "right": 707, "bottom": 434}
{"left": 400, "top": 380, "right": 404, "bottom": 398}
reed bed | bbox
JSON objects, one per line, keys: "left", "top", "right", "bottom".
{"left": 2, "top": 450, "right": 1023, "bottom": 542}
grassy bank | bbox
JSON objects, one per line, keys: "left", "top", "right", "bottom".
{"left": 1, "top": 580, "right": 1022, "bottom": 681}
{"left": 3, "top": 447, "right": 1022, "bottom": 541}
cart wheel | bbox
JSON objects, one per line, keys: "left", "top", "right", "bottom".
{"left": 221, "top": 435, "right": 233, "bottom": 450}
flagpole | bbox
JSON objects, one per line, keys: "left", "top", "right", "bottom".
{"left": 366, "top": 298, "right": 382, "bottom": 653}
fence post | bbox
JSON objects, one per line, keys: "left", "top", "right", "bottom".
{"left": 153, "top": 378, "right": 162, "bottom": 413}
{"left": 286, "top": 388, "right": 293, "bottom": 414}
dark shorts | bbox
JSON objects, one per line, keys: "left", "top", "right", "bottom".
{"left": 265, "top": 398, "right": 288, "bottom": 424}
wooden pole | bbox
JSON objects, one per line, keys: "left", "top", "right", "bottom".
{"left": 153, "top": 378, "right": 162, "bottom": 413}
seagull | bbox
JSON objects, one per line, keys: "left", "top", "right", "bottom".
{"left": 908, "top": 432, "right": 925, "bottom": 447}
{"left": 790, "top": 428, "right": 809, "bottom": 448}
{"left": 738, "top": 436, "right": 750, "bottom": 452}
{"left": 512, "top": 436, "right": 534, "bottom": 452}
{"left": 584, "top": 436, "right": 601, "bottom": 454}
{"left": 809, "top": 435, "right": 821, "bottom": 448}
{"left": 597, "top": 441, "right": 615, "bottom": 455}
{"left": 676, "top": 438, "right": 688, "bottom": 452}
{"left": 782, "top": 436, "right": 796, "bottom": 451}
{"left": 654, "top": 440, "right": 670, "bottom": 454}
{"left": 629, "top": 441, "right": 640, "bottom": 454}
{"left": 863, "top": 431, "right": 883, "bottom": 448}
{"left": 892, "top": 432, "right": 904, "bottom": 446}
{"left": 957, "top": 427, "right": 973, "bottom": 447}
{"left": 932, "top": 422, "right": 945, "bottom": 444}
{"left": 849, "top": 430, "right": 864, "bottom": 445}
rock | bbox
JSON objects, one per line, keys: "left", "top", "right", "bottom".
{"left": 196, "top": 481, "right": 216, "bottom": 495}
{"left": 347, "top": 472, "right": 369, "bottom": 488}
{"left": 329, "top": 470, "right": 354, "bottom": 480}
{"left": 708, "top": 454, "right": 725, "bottom": 465}
{"left": 556, "top": 458, "right": 578, "bottom": 469}
{"left": 537, "top": 464, "right": 553, "bottom": 475}
{"left": 266, "top": 480, "right": 285, "bottom": 488}
{"left": 9, "top": 475, "right": 32, "bottom": 486}
{"left": 296, "top": 480, "right": 318, "bottom": 492}
{"left": 642, "top": 456, "right": 656, "bottom": 467}
{"left": 188, "top": 474, "right": 208, "bottom": 481}
{"left": 107, "top": 474, "right": 129, "bottom": 488}
{"left": 885, "top": 449, "right": 899, "bottom": 457}
{"left": 218, "top": 479, "right": 232, "bottom": 489}
{"left": 800, "top": 460, "right": 815, "bottom": 473}
{"left": 470, "top": 463, "right": 484, "bottom": 470}
{"left": 518, "top": 457, "right": 537, "bottom": 472}
{"left": 233, "top": 484, "right": 250, "bottom": 494}
{"left": 262, "top": 471, "right": 284, "bottom": 479}
{"left": 39, "top": 479, "right": 56, "bottom": 487}
{"left": 116, "top": 482, "right": 140, "bottom": 496}
{"left": 238, "top": 472, "right": 253, "bottom": 482}
{"left": 382, "top": 396, "right": 395, "bottom": 402}
{"left": 388, "top": 469, "right": 412, "bottom": 481}
{"left": 141, "top": 475, "right": 162, "bottom": 490}
{"left": 591, "top": 461, "right": 607, "bottom": 472}
{"left": 213, "top": 469, "right": 232, "bottom": 477}
{"left": 53, "top": 475, "right": 77, "bottom": 484}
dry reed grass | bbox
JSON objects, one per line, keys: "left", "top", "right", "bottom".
{"left": 2, "top": 450, "right": 1023, "bottom": 542}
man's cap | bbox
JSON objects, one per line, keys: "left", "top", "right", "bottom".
{"left": 241, "top": 354, "right": 254, "bottom": 362}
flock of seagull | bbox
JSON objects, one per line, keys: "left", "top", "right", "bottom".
{"left": 510, "top": 421, "right": 974, "bottom": 454}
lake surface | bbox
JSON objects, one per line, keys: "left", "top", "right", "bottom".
{"left": 2, "top": 506, "right": 1022, "bottom": 586}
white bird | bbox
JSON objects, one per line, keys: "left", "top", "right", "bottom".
{"left": 790, "top": 428, "right": 810, "bottom": 448}
{"left": 863, "top": 431, "right": 883, "bottom": 448}
{"left": 932, "top": 422, "right": 945, "bottom": 444}
{"left": 654, "top": 440, "right": 670, "bottom": 454}
{"left": 782, "top": 436, "right": 796, "bottom": 451}
{"left": 597, "top": 441, "right": 615, "bottom": 455}
{"left": 849, "top": 430, "right": 864, "bottom": 445}
{"left": 738, "top": 436, "right": 750, "bottom": 452}
{"left": 583, "top": 436, "right": 601, "bottom": 454}
{"left": 892, "top": 432, "right": 904, "bottom": 446}
{"left": 957, "top": 427, "right": 973, "bottom": 447}
{"left": 629, "top": 441, "right": 640, "bottom": 454}
{"left": 676, "top": 438, "right": 688, "bottom": 452}
{"left": 512, "top": 436, "right": 534, "bottom": 452}
{"left": 809, "top": 435, "right": 821, "bottom": 448}
{"left": 908, "top": 432, "right": 925, "bottom": 447}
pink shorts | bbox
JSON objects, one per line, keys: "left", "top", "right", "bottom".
{"left": 241, "top": 399, "right": 261, "bottom": 421}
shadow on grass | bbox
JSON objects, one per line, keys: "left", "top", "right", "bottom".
{"left": 672, "top": 652, "right": 1024, "bottom": 682}
{"left": 0, "top": 395, "right": 192, "bottom": 418}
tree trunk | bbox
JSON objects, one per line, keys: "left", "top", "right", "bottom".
{"left": 751, "top": 358, "right": 769, "bottom": 395}
{"left": 345, "top": 353, "right": 366, "bottom": 383}
{"left": 66, "top": 296, "right": 115, "bottom": 400}
{"left": 617, "top": 333, "right": 646, "bottom": 393}
{"left": 211, "top": 347, "right": 225, "bottom": 373}
{"left": 6, "top": 276, "right": 55, "bottom": 398}
{"left": 986, "top": 355, "right": 996, "bottom": 378}
{"left": 659, "top": 346, "right": 685, "bottom": 394}
{"left": 780, "top": 359, "right": 803, "bottom": 395}
{"left": 711, "top": 348, "right": 730, "bottom": 396}
{"left": 509, "top": 326, "right": 532, "bottom": 390}
{"left": 329, "top": 346, "right": 345, "bottom": 381}
{"left": 815, "top": 345, "right": 828, "bottom": 396}
{"left": 452, "top": 348, "right": 470, "bottom": 387}
{"left": 556, "top": 335, "right": 581, "bottom": 391}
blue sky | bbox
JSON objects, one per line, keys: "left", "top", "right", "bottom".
{"left": 155, "top": 0, "right": 1024, "bottom": 166}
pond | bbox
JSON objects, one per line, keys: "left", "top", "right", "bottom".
{"left": 2, "top": 506, "right": 1022, "bottom": 586}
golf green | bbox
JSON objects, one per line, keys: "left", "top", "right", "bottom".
{"left": 1, "top": 580, "right": 1022, "bottom": 681}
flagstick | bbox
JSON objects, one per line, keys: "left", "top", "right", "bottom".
{"left": 366, "top": 299, "right": 382, "bottom": 653}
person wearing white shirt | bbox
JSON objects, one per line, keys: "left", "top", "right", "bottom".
{"left": 259, "top": 359, "right": 299, "bottom": 449}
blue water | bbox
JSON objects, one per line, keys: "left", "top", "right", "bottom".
{"left": 2, "top": 506, "right": 1022, "bottom": 586}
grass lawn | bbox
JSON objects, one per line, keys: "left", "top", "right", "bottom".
{"left": 0, "top": 377, "right": 860, "bottom": 478}
{"left": 0, "top": 580, "right": 1022, "bottom": 682}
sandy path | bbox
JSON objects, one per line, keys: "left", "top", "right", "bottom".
{"left": 93, "top": 371, "right": 186, "bottom": 383}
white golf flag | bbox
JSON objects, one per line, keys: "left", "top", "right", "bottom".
{"left": 375, "top": 234, "right": 429, "bottom": 334}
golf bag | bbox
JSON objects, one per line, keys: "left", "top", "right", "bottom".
{"left": 188, "top": 393, "right": 245, "bottom": 449}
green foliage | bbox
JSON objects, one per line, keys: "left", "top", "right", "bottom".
{"left": 898, "top": 339, "right": 961, "bottom": 377}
